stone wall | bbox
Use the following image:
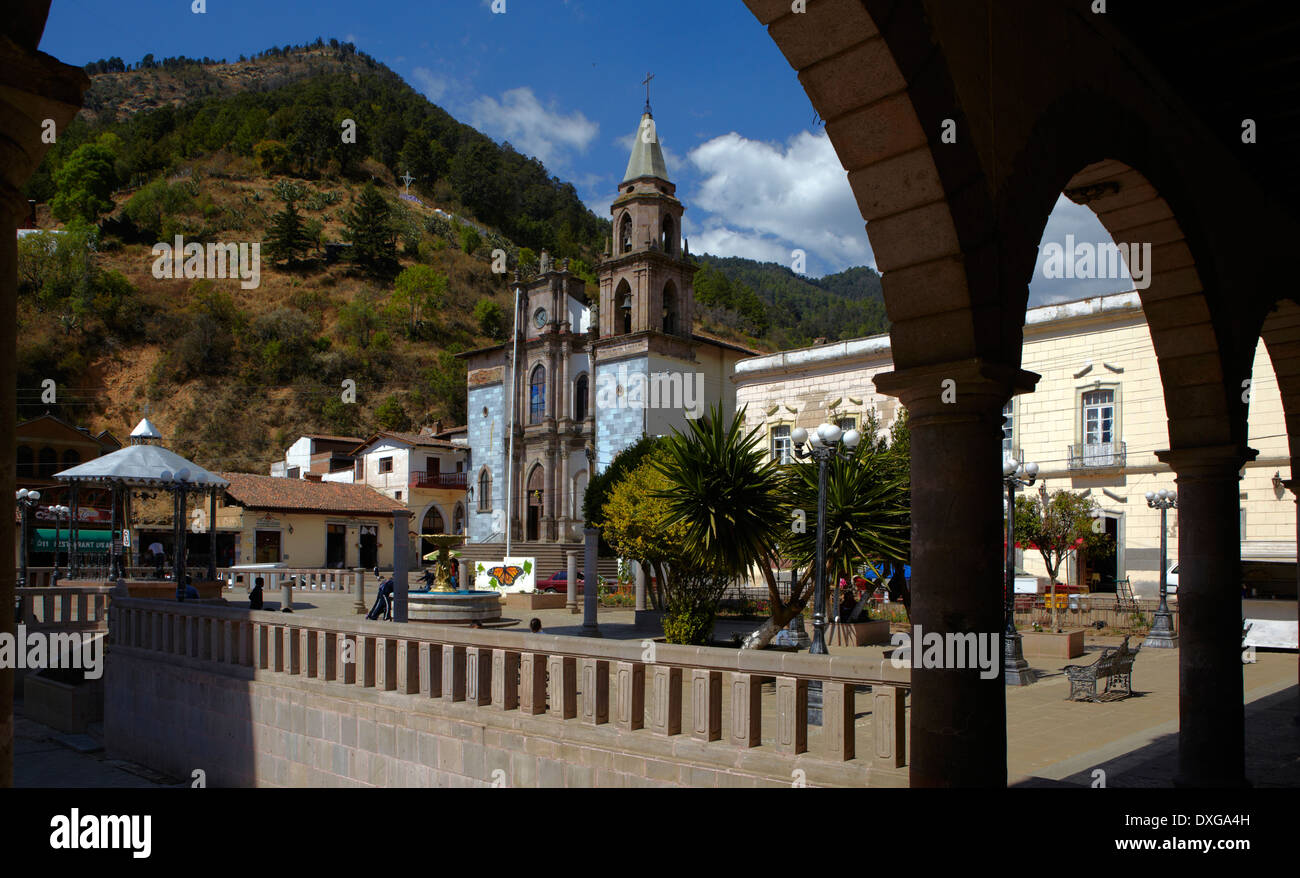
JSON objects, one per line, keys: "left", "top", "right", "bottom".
{"left": 103, "top": 600, "right": 910, "bottom": 788}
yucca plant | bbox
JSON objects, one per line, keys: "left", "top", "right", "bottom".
{"left": 655, "top": 405, "right": 801, "bottom": 648}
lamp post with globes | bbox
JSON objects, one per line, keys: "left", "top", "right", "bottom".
{"left": 791, "top": 421, "right": 862, "bottom": 725}
{"left": 49, "top": 504, "right": 70, "bottom": 583}
{"left": 1002, "top": 459, "right": 1039, "bottom": 686}
{"left": 1143, "top": 488, "right": 1179, "bottom": 648}
{"left": 15, "top": 489, "right": 41, "bottom": 587}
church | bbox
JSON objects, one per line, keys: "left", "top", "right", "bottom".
{"left": 458, "top": 102, "right": 755, "bottom": 566}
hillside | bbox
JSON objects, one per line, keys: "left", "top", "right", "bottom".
{"left": 18, "top": 42, "right": 888, "bottom": 473}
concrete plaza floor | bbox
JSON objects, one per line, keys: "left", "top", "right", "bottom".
{"left": 15, "top": 588, "right": 1299, "bottom": 787}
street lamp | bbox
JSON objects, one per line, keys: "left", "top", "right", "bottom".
{"left": 792, "top": 422, "right": 862, "bottom": 725}
{"left": 15, "top": 489, "right": 41, "bottom": 587}
{"left": 49, "top": 504, "right": 70, "bottom": 582}
{"left": 1003, "top": 459, "right": 1039, "bottom": 686}
{"left": 1143, "top": 488, "right": 1178, "bottom": 648}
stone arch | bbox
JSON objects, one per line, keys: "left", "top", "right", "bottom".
{"left": 662, "top": 280, "right": 678, "bottom": 335}
{"left": 476, "top": 466, "right": 492, "bottom": 512}
{"left": 661, "top": 215, "right": 675, "bottom": 255}
{"left": 529, "top": 362, "right": 546, "bottom": 424}
{"left": 618, "top": 211, "right": 633, "bottom": 254}
{"left": 616, "top": 278, "right": 633, "bottom": 334}
{"left": 573, "top": 372, "right": 589, "bottom": 421}
{"left": 746, "top": 1, "right": 996, "bottom": 372}
{"left": 1259, "top": 298, "right": 1300, "bottom": 470}
{"left": 1000, "top": 90, "right": 1248, "bottom": 452}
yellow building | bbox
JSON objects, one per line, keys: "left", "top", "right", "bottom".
{"left": 733, "top": 292, "right": 1294, "bottom": 597}
{"left": 216, "top": 472, "right": 407, "bottom": 570}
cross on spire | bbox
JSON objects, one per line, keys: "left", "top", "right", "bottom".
{"left": 642, "top": 71, "right": 655, "bottom": 113}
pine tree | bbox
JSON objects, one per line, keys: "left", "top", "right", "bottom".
{"left": 266, "top": 201, "right": 309, "bottom": 265}
{"left": 343, "top": 182, "right": 397, "bottom": 270}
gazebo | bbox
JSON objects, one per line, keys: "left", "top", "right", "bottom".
{"left": 53, "top": 418, "right": 228, "bottom": 596}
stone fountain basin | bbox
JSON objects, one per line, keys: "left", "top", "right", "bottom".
{"left": 407, "top": 590, "right": 502, "bottom": 623}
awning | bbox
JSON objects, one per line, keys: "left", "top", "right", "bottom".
{"left": 31, "top": 528, "right": 113, "bottom": 552}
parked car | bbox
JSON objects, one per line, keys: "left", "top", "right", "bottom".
{"left": 537, "top": 570, "right": 585, "bottom": 594}
{"left": 1165, "top": 562, "right": 1178, "bottom": 595}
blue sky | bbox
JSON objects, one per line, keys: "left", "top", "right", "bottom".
{"left": 40, "top": 0, "right": 1124, "bottom": 303}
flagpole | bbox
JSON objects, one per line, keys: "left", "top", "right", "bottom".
{"left": 505, "top": 278, "right": 521, "bottom": 557}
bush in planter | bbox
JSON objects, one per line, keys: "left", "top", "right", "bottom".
{"left": 663, "top": 601, "right": 716, "bottom": 645}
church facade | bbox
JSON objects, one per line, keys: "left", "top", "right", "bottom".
{"left": 459, "top": 106, "right": 754, "bottom": 552}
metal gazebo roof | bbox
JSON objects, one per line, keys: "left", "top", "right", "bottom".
{"left": 54, "top": 443, "right": 229, "bottom": 490}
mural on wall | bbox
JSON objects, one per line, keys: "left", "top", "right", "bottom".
{"left": 475, "top": 557, "right": 535, "bottom": 593}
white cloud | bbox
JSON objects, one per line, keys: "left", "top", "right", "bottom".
{"left": 686, "top": 129, "right": 873, "bottom": 274}
{"left": 467, "top": 87, "right": 599, "bottom": 170}
{"left": 411, "top": 67, "right": 449, "bottom": 103}
{"left": 1027, "top": 195, "right": 1135, "bottom": 307}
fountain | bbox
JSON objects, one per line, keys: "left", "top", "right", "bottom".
{"left": 407, "top": 534, "right": 502, "bottom": 623}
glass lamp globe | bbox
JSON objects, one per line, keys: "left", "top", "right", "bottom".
{"left": 1003, "top": 460, "right": 1017, "bottom": 477}
{"left": 808, "top": 432, "right": 823, "bottom": 448}
{"left": 791, "top": 427, "right": 808, "bottom": 446}
{"left": 1024, "top": 462, "right": 1039, "bottom": 478}
{"left": 842, "top": 429, "right": 861, "bottom": 449}
{"left": 1145, "top": 491, "right": 1155, "bottom": 502}
{"left": 817, "top": 423, "right": 842, "bottom": 444}
{"left": 29, "top": 490, "right": 40, "bottom": 501}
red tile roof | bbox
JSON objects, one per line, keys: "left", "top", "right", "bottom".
{"left": 218, "top": 472, "right": 405, "bottom": 515}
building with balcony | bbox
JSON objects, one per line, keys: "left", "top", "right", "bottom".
{"left": 349, "top": 428, "right": 469, "bottom": 561}
{"left": 732, "top": 291, "right": 1294, "bottom": 596}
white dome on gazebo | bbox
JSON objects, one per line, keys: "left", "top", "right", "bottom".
{"left": 129, "top": 417, "right": 162, "bottom": 445}
{"left": 54, "top": 443, "right": 228, "bottom": 489}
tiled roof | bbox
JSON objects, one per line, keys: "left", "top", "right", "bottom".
{"left": 303, "top": 433, "right": 366, "bottom": 444}
{"left": 351, "top": 431, "right": 462, "bottom": 455}
{"left": 218, "top": 472, "right": 405, "bottom": 515}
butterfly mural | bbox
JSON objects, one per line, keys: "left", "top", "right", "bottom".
{"left": 478, "top": 557, "right": 534, "bottom": 592}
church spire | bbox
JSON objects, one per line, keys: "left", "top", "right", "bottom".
{"left": 623, "top": 107, "right": 670, "bottom": 184}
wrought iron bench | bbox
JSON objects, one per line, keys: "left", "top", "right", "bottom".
{"left": 1063, "top": 636, "right": 1140, "bottom": 702}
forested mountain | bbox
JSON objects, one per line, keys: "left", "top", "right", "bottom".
{"left": 694, "top": 256, "right": 889, "bottom": 348}
{"left": 18, "top": 42, "right": 888, "bottom": 472}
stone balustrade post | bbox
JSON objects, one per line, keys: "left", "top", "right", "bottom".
{"left": 548, "top": 655, "right": 577, "bottom": 719}
{"left": 580, "top": 658, "right": 610, "bottom": 724}
{"left": 419, "top": 642, "right": 442, "bottom": 698}
{"left": 520, "top": 652, "right": 547, "bottom": 714}
{"left": 873, "top": 685, "right": 906, "bottom": 768}
{"left": 442, "top": 645, "right": 466, "bottom": 702}
{"left": 775, "top": 676, "right": 809, "bottom": 754}
{"left": 691, "top": 669, "right": 722, "bottom": 742}
{"left": 650, "top": 665, "right": 682, "bottom": 736}
{"left": 466, "top": 647, "right": 492, "bottom": 706}
{"left": 822, "top": 681, "right": 856, "bottom": 761}
{"left": 615, "top": 661, "right": 645, "bottom": 731}
{"left": 727, "top": 672, "right": 761, "bottom": 748}
{"left": 492, "top": 650, "right": 520, "bottom": 710}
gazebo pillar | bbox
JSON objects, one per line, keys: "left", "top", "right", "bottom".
{"left": 68, "top": 481, "right": 79, "bottom": 578}
{"left": 109, "top": 482, "right": 119, "bottom": 579}
{"left": 207, "top": 486, "right": 218, "bottom": 581}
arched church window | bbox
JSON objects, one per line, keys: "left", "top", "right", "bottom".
{"left": 477, "top": 469, "right": 491, "bottom": 512}
{"left": 17, "top": 445, "right": 33, "bottom": 479}
{"left": 574, "top": 374, "right": 589, "bottom": 422}
{"left": 617, "top": 282, "right": 633, "bottom": 335}
{"left": 620, "top": 213, "right": 633, "bottom": 254}
{"left": 38, "top": 447, "right": 56, "bottom": 478}
{"left": 662, "top": 281, "right": 678, "bottom": 335}
{"left": 662, "top": 216, "right": 675, "bottom": 254}
{"left": 529, "top": 364, "right": 546, "bottom": 424}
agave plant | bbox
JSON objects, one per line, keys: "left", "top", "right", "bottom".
{"left": 785, "top": 439, "right": 911, "bottom": 586}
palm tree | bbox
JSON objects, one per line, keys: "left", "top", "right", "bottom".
{"left": 655, "top": 404, "right": 797, "bottom": 648}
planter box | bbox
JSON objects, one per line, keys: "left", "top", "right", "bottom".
{"left": 1020, "top": 628, "right": 1086, "bottom": 658}
{"left": 503, "top": 593, "right": 568, "bottom": 610}
{"left": 826, "top": 620, "right": 891, "bottom": 647}
{"left": 24, "top": 670, "right": 104, "bottom": 734}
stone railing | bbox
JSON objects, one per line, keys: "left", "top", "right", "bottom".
{"left": 216, "top": 568, "right": 361, "bottom": 593}
{"left": 107, "top": 598, "right": 911, "bottom": 785}
{"left": 17, "top": 585, "right": 113, "bottom": 633}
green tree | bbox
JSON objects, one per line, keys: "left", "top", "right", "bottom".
{"left": 391, "top": 264, "right": 447, "bottom": 338}
{"left": 473, "top": 298, "right": 506, "bottom": 340}
{"left": 337, "top": 290, "right": 381, "bottom": 348}
{"left": 51, "top": 141, "right": 118, "bottom": 224}
{"left": 1014, "top": 488, "right": 1099, "bottom": 588}
{"left": 253, "top": 139, "right": 291, "bottom": 176}
{"left": 602, "top": 448, "right": 730, "bottom": 644}
{"left": 266, "top": 201, "right": 310, "bottom": 265}
{"left": 343, "top": 182, "right": 397, "bottom": 271}
{"left": 654, "top": 405, "right": 792, "bottom": 648}
{"left": 374, "top": 394, "right": 411, "bottom": 431}
{"left": 459, "top": 224, "right": 482, "bottom": 255}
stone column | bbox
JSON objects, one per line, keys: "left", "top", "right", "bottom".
{"left": 207, "top": 487, "right": 218, "bottom": 581}
{"left": 875, "top": 359, "right": 1037, "bottom": 787}
{"left": 392, "top": 510, "right": 410, "bottom": 623}
{"left": 582, "top": 527, "right": 600, "bottom": 636}
{"left": 1157, "top": 445, "right": 1255, "bottom": 787}
{"left": 566, "top": 550, "right": 578, "bottom": 613}
{"left": 1284, "top": 479, "right": 1300, "bottom": 725}
{"left": 635, "top": 561, "right": 647, "bottom": 611}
